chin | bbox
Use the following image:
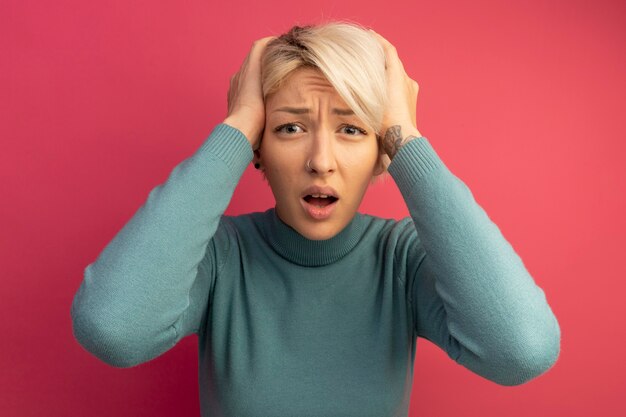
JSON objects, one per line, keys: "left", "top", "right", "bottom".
{"left": 299, "top": 228, "right": 339, "bottom": 241}
{"left": 276, "top": 202, "right": 353, "bottom": 241}
{"left": 292, "top": 218, "right": 344, "bottom": 241}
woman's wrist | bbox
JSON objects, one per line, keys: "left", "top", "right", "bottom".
{"left": 223, "top": 115, "right": 263, "bottom": 149}
{"left": 380, "top": 124, "right": 422, "bottom": 160}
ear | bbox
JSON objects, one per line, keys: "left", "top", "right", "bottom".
{"left": 253, "top": 149, "right": 263, "bottom": 170}
{"left": 373, "top": 157, "right": 385, "bottom": 177}
{"left": 372, "top": 141, "right": 386, "bottom": 176}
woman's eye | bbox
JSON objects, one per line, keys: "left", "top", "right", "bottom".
{"left": 275, "top": 123, "right": 303, "bottom": 134}
{"left": 341, "top": 125, "right": 367, "bottom": 136}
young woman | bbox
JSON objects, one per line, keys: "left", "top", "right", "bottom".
{"left": 71, "top": 22, "right": 561, "bottom": 417}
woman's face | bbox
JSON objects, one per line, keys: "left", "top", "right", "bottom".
{"left": 256, "top": 67, "right": 382, "bottom": 240}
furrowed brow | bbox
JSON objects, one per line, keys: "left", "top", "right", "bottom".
{"left": 274, "top": 107, "right": 310, "bottom": 114}
{"left": 273, "top": 107, "right": 355, "bottom": 115}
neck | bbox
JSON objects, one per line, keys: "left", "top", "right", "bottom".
{"left": 257, "top": 208, "right": 368, "bottom": 267}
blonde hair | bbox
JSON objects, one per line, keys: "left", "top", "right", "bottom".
{"left": 261, "top": 21, "right": 391, "bottom": 179}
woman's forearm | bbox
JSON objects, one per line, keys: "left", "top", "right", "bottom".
{"left": 388, "top": 137, "right": 561, "bottom": 386}
{"left": 70, "top": 124, "right": 252, "bottom": 367}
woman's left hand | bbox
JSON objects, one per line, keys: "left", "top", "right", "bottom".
{"left": 370, "top": 30, "right": 423, "bottom": 160}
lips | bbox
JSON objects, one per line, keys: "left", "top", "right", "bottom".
{"left": 303, "top": 194, "right": 338, "bottom": 206}
{"left": 301, "top": 185, "right": 339, "bottom": 200}
{"left": 300, "top": 185, "right": 339, "bottom": 220}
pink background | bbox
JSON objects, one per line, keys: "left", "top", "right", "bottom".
{"left": 2, "top": 0, "right": 625, "bottom": 416}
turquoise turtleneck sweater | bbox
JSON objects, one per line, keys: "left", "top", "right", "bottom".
{"left": 71, "top": 124, "right": 561, "bottom": 417}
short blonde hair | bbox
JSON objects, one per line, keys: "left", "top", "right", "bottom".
{"left": 261, "top": 21, "right": 391, "bottom": 179}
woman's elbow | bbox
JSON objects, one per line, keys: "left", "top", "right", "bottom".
{"left": 494, "top": 318, "right": 562, "bottom": 386}
{"left": 70, "top": 300, "right": 146, "bottom": 368}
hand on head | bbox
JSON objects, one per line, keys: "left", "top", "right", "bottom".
{"left": 368, "top": 29, "right": 422, "bottom": 159}
{"left": 224, "top": 36, "right": 276, "bottom": 150}
{"left": 223, "top": 28, "right": 422, "bottom": 160}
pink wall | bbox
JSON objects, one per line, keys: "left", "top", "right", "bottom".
{"left": 2, "top": 0, "right": 625, "bottom": 415}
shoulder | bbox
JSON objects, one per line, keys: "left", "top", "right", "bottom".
{"left": 359, "top": 212, "right": 420, "bottom": 246}
{"left": 203, "top": 211, "right": 266, "bottom": 270}
{"left": 219, "top": 210, "right": 269, "bottom": 238}
{"left": 214, "top": 211, "right": 267, "bottom": 243}
{"left": 360, "top": 212, "right": 426, "bottom": 267}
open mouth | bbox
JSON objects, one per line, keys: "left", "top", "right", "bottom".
{"left": 302, "top": 194, "right": 339, "bottom": 208}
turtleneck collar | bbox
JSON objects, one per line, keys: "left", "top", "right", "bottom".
{"left": 256, "top": 208, "right": 368, "bottom": 267}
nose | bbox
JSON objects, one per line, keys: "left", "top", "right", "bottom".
{"left": 306, "top": 128, "right": 337, "bottom": 176}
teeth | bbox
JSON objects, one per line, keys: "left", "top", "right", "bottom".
{"left": 311, "top": 194, "right": 329, "bottom": 198}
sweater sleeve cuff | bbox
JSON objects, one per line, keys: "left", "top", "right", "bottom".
{"left": 386, "top": 137, "right": 448, "bottom": 189}
{"left": 196, "top": 123, "right": 254, "bottom": 176}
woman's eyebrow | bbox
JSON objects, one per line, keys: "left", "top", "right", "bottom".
{"left": 273, "top": 106, "right": 354, "bottom": 116}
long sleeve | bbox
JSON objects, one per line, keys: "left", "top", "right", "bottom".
{"left": 387, "top": 137, "right": 561, "bottom": 386}
{"left": 71, "top": 124, "right": 253, "bottom": 368}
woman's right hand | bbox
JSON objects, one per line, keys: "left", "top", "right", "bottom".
{"left": 223, "top": 36, "right": 275, "bottom": 150}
